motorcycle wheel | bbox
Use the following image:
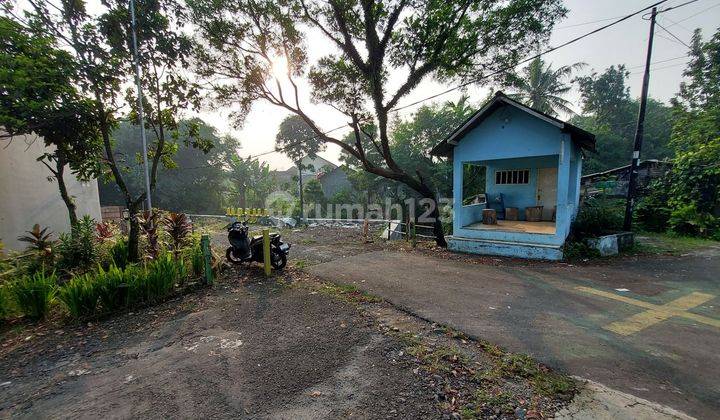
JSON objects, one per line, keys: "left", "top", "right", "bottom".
{"left": 270, "top": 250, "right": 287, "bottom": 270}
{"left": 226, "top": 247, "right": 244, "bottom": 264}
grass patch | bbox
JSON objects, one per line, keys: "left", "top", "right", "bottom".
{"left": 293, "top": 259, "right": 309, "bottom": 269}
{"left": 320, "top": 283, "right": 382, "bottom": 303}
{"left": 407, "top": 344, "right": 471, "bottom": 374}
{"left": 634, "top": 231, "right": 719, "bottom": 255}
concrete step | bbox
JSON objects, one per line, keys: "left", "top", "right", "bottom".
{"left": 447, "top": 235, "right": 563, "bottom": 260}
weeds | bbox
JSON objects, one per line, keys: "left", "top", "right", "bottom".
{"left": 9, "top": 270, "right": 57, "bottom": 320}
{"left": 320, "top": 283, "right": 382, "bottom": 303}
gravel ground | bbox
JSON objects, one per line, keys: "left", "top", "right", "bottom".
{"left": 0, "top": 268, "right": 438, "bottom": 419}
{"left": 1, "top": 225, "right": 578, "bottom": 419}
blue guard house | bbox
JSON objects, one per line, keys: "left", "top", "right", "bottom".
{"left": 431, "top": 92, "right": 596, "bottom": 260}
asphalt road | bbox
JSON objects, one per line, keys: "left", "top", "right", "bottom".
{"left": 307, "top": 249, "right": 720, "bottom": 419}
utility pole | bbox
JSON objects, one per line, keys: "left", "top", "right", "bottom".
{"left": 297, "top": 160, "right": 304, "bottom": 223}
{"left": 623, "top": 7, "right": 656, "bottom": 231}
{"left": 130, "top": 0, "right": 153, "bottom": 212}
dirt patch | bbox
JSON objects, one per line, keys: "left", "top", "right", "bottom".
{"left": 0, "top": 267, "right": 437, "bottom": 419}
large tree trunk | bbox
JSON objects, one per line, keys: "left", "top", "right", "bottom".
{"left": 54, "top": 151, "right": 79, "bottom": 228}
{"left": 416, "top": 183, "right": 448, "bottom": 247}
{"left": 127, "top": 202, "right": 141, "bottom": 262}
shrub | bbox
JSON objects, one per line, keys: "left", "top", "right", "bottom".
{"left": 0, "top": 285, "right": 10, "bottom": 320}
{"left": 132, "top": 253, "right": 182, "bottom": 304}
{"left": 17, "top": 224, "right": 54, "bottom": 254}
{"left": 668, "top": 204, "right": 720, "bottom": 239}
{"left": 163, "top": 212, "right": 192, "bottom": 256}
{"left": 189, "top": 241, "right": 205, "bottom": 278}
{"left": 562, "top": 241, "right": 601, "bottom": 261}
{"left": 108, "top": 238, "right": 130, "bottom": 270}
{"left": 571, "top": 196, "right": 624, "bottom": 239}
{"left": 137, "top": 210, "right": 161, "bottom": 259}
{"left": 635, "top": 177, "right": 672, "bottom": 233}
{"left": 9, "top": 270, "right": 57, "bottom": 320}
{"left": 56, "top": 216, "right": 98, "bottom": 271}
{"left": 58, "top": 274, "right": 99, "bottom": 318}
{"left": 95, "top": 263, "right": 136, "bottom": 312}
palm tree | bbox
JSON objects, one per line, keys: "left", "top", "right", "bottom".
{"left": 509, "top": 58, "right": 585, "bottom": 117}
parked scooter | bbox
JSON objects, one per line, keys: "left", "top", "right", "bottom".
{"left": 225, "top": 220, "right": 290, "bottom": 269}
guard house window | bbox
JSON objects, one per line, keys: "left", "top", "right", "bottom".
{"left": 495, "top": 169, "right": 529, "bottom": 185}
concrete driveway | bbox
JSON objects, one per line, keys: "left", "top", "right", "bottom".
{"left": 307, "top": 250, "right": 720, "bottom": 419}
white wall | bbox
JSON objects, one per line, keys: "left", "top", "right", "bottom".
{"left": 0, "top": 133, "right": 102, "bottom": 251}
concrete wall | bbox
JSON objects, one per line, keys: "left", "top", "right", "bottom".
{"left": 451, "top": 105, "right": 582, "bottom": 247}
{"left": 0, "top": 133, "right": 102, "bottom": 251}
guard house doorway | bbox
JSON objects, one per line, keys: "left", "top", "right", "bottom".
{"left": 536, "top": 167, "right": 557, "bottom": 221}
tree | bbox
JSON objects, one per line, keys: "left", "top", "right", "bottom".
{"left": 508, "top": 58, "right": 585, "bottom": 117}
{"left": 99, "top": 118, "right": 233, "bottom": 214}
{"left": 189, "top": 0, "right": 567, "bottom": 246}
{"left": 0, "top": 16, "right": 101, "bottom": 226}
{"left": 23, "top": 0, "right": 208, "bottom": 261}
{"left": 663, "top": 29, "right": 720, "bottom": 237}
{"left": 275, "top": 115, "right": 326, "bottom": 220}
{"left": 573, "top": 65, "right": 673, "bottom": 172}
{"left": 226, "top": 154, "right": 275, "bottom": 209}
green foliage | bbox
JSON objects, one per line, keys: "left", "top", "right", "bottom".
{"left": 562, "top": 241, "right": 601, "bottom": 261}
{"left": 95, "top": 263, "right": 136, "bottom": 312}
{"left": 98, "top": 120, "right": 236, "bottom": 214}
{"left": 275, "top": 116, "right": 326, "bottom": 164}
{"left": 133, "top": 253, "right": 182, "bottom": 304}
{"left": 9, "top": 271, "right": 57, "bottom": 320}
{"left": 462, "top": 163, "right": 486, "bottom": 204}
{"left": 659, "top": 29, "right": 720, "bottom": 238}
{"left": 226, "top": 153, "right": 276, "bottom": 208}
{"left": 56, "top": 216, "right": 98, "bottom": 271}
{"left": 668, "top": 204, "right": 719, "bottom": 239}
{"left": 0, "top": 16, "right": 101, "bottom": 181}
{"left": 58, "top": 274, "right": 99, "bottom": 319}
{"left": 635, "top": 176, "right": 672, "bottom": 232}
{"left": 0, "top": 284, "right": 10, "bottom": 320}
{"left": 508, "top": 58, "right": 585, "bottom": 116}
{"left": 573, "top": 65, "right": 673, "bottom": 173}
{"left": 571, "top": 197, "right": 624, "bottom": 239}
{"left": 303, "top": 179, "right": 325, "bottom": 205}
{"left": 109, "top": 238, "right": 130, "bottom": 270}
{"left": 189, "top": 242, "right": 205, "bottom": 277}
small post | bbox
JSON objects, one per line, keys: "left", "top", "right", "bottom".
{"left": 200, "top": 234, "right": 214, "bottom": 284}
{"left": 262, "top": 229, "right": 271, "bottom": 277}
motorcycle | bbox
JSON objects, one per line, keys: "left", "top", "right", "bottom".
{"left": 225, "top": 221, "right": 290, "bottom": 270}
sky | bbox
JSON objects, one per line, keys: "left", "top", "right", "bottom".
{"left": 192, "top": 0, "right": 719, "bottom": 171}
{"left": 20, "top": 0, "right": 720, "bottom": 170}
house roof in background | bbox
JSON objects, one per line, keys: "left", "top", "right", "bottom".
{"left": 430, "top": 91, "right": 596, "bottom": 157}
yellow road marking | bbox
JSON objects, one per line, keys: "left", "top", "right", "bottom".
{"left": 575, "top": 286, "right": 720, "bottom": 335}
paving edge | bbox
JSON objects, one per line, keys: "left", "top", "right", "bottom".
{"left": 554, "top": 377, "right": 696, "bottom": 420}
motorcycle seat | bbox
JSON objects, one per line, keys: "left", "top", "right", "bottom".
{"left": 251, "top": 233, "right": 280, "bottom": 242}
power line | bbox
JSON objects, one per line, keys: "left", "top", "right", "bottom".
{"left": 627, "top": 54, "right": 689, "bottom": 69}
{"left": 664, "top": 1, "right": 720, "bottom": 26}
{"left": 656, "top": 21, "right": 692, "bottom": 48}
{"left": 629, "top": 60, "right": 690, "bottom": 74}
{"left": 179, "top": 0, "right": 679, "bottom": 167}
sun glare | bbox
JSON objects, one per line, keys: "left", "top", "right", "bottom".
{"left": 270, "top": 55, "right": 289, "bottom": 79}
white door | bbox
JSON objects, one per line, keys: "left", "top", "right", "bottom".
{"left": 536, "top": 168, "right": 558, "bottom": 221}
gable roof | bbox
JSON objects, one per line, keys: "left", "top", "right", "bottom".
{"left": 430, "top": 91, "right": 596, "bottom": 157}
